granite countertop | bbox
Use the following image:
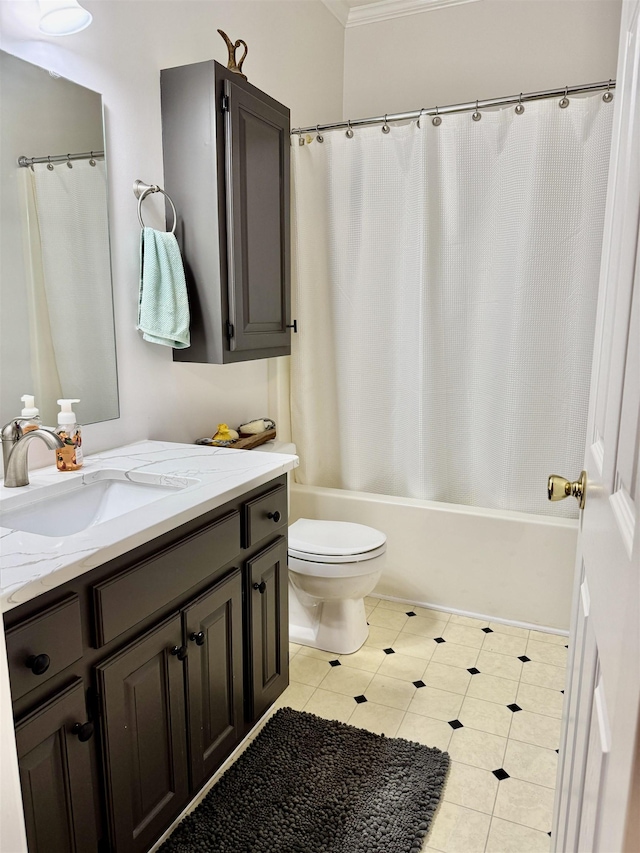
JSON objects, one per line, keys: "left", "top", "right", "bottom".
{"left": 0, "top": 440, "right": 298, "bottom": 613}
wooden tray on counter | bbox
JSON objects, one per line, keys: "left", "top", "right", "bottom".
{"left": 228, "top": 429, "right": 276, "bottom": 449}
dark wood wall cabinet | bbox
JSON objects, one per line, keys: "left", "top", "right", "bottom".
{"left": 4, "top": 476, "right": 290, "bottom": 853}
{"left": 161, "top": 60, "right": 292, "bottom": 364}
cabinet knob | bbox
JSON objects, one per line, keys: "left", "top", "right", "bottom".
{"left": 253, "top": 581, "right": 267, "bottom": 594}
{"left": 170, "top": 645, "right": 188, "bottom": 660}
{"left": 25, "top": 654, "right": 50, "bottom": 675}
{"left": 189, "top": 631, "right": 205, "bottom": 646}
{"left": 72, "top": 722, "right": 94, "bottom": 742}
{"left": 267, "top": 510, "right": 281, "bottom": 523}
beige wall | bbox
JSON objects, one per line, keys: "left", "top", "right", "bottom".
{"left": 0, "top": 0, "right": 344, "bottom": 466}
{"left": 343, "top": 0, "right": 622, "bottom": 120}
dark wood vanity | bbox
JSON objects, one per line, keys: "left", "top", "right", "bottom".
{"left": 4, "top": 475, "right": 290, "bottom": 853}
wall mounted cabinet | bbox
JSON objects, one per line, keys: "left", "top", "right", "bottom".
{"left": 4, "top": 476, "right": 289, "bottom": 853}
{"left": 161, "top": 60, "right": 292, "bottom": 363}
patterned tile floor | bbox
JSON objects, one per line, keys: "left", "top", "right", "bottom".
{"left": 271, "top": 597, "right": 568, "bottom": 853}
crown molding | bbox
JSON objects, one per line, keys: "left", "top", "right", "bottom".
{"left": 320, "top": 0, "right": 350, "bottom": 26}
{"left": 320, "top": 0, "right": 481, "bottom": 29}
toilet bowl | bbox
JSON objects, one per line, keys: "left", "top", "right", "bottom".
{"left": 287, "top": 518, "right": 387, "bottom": 654}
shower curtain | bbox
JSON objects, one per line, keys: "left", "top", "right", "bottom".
{"left": 291, "top": 93, "right": 613, "bottom": 517}
{"left": 21, "top": 160, "right": 118, "bottom": 425}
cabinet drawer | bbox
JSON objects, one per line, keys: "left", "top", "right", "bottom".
{"left": 93, "top": 511, "right": 241, "bottom": 646}
{"left": 242, "top": 485, "right": 287, "bottom": 548}
{"left": 6, "top": 595, "right": 83, "bottom": 701}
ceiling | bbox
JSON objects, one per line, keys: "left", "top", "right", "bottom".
{"left": 321, "top": 0, "right": 480, "bottom": 28}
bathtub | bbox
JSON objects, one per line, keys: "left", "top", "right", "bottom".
{"left": 290, "top": 483, "right": 577, "bottom": 632}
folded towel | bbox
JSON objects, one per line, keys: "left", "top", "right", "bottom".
{"left": 137, "top": 227, "right": 190, "bottom": 348}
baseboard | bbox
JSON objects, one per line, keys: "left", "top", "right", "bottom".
{"left": 370, "top": 594, "right": 570, "bottom": 637}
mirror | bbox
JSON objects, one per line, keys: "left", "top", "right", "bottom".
{"left": 0, "top": 50, "right": 119, "bottom": 428}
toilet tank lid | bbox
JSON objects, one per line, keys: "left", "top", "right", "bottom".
{"left": 289, "top": 518, "right": 386, "bottom": 557}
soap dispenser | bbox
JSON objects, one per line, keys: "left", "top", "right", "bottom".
{"left": 19, "top": 395, "right": 42, "bottom": 433}
{"left": 55, "top": 399, "right": 83, "bottom": 471}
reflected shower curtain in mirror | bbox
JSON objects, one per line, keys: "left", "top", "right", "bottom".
{"left": 20, "top": 160, "right": 117, "bottom": 425}
{"left": 291, "top": 94, "right": 613, "bottom": 517}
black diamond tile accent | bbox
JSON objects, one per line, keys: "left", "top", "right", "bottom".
{"left": 413, "top": 680, "right": 426, "bottom": 689}
{"left": 561, "top": 690, "right": 565, "bottom": 694}
{"left": 434, "top": 637, "right": 446, "bottom": 644}
{"left": 448, "top": 719, "right": 464, "bottom": 730}
{"left": 354, "top": 695, "right": 367, "bottom": 704}
{"left": 467, "top": 667, "right": 480, "bottom": 675}
{"left": 406, "top": 611, "right": 417, "bottom": 617}
{"left": 507, "top": 703, "right": 522, "bottom": 713}
{"left": 564, "top": 644, "right": 568, "bottom": 649}
{"left": 518, "top": 655, "right": 531, "bottom": 662}
{"left": 482, "top": 627, "right": 494, "bottom": 633}
{"left": 383, "top": 648, "right": 395, "bottom": 655}
{"left": 329, "top": 660, "right": 341, "bottom": 667}
{"left": 547, "top": 832, "right": 552, "bottom": 837}
{"left": 492, "top": 768, "right": 510, "bottom": 781}
{"left": 555, "top": 749, "right": 559, "bottom": 754}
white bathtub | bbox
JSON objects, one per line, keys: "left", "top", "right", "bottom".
{"left": 290, "top": 483, "right": 577, "bottom": 632}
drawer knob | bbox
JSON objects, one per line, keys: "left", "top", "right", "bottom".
{"left": 189, "top": 631, "right": 205, "bottom": 646}
{"left": 170, "top": 645, "right": 188, "bottom": 661}
{"left": 267, "top": 510, "right": 281, "bottom": 523}
{"left": 253, "top": 581, "right": 267, "bottom": 594}
{"left": 72, "top": 722, "right": 94, "bottom": 742}
{"left": 26, "top": 654, "right": 50, "bottom": 675}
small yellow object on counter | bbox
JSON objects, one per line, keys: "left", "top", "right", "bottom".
{"left": 212, "top": 423, "right": 239, "bottom": 442}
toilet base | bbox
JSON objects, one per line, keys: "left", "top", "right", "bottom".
{"left": 288, "top": 582, "right": 369, "bottom": 655}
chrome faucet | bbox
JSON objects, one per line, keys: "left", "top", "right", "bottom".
{"left": 1, "top": 423, "right": 64, "bottom": 488}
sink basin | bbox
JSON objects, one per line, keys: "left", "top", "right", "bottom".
{"left": 0, "top": 472, "right": 197, "bottom": 537}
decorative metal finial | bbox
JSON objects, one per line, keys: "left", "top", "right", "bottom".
{"left": 217, "top": 29, "right": 248, "bottom": 80}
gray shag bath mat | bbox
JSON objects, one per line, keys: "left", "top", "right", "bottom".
{"left": 159, "top": 706, "right": 450, "bottom": 853}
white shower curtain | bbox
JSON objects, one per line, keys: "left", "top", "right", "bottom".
{"left": 24, "top": 160, "right": 118, "bottom": 424}
{"left": 291, "top": 93, "right": 613, "bottom": 517}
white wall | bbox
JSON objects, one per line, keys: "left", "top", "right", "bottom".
{"left": 343, "top": 0, "right": 622, "bottom": 119}
{"left": 0, "top": 0, "right": 344, "bottom": 467}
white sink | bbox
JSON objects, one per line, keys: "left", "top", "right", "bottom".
{"left": 0, "top": 471, "right": 198, "bottom": 537}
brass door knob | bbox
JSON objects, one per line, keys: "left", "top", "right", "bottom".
{"left": 547, "top": 470, "right": 587, "bottom": 509}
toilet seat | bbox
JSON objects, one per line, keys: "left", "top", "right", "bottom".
{"left": 288, "top": 518, "right": 387, "bottom": 570}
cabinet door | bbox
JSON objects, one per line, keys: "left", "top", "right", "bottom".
{"left": 223, "top": 77, "right": 291, "bottom": 354}
{"left": 96, "top": 614, "right": 188, "bottom": 853}
{"left": 247, "top": 536, "right": 289, "bottom": 719}
{"left": 183, "top": 569, "right": 244, "bottom": 790}
{"left": 15, "top": 678, "right": 98, "bottom": 853}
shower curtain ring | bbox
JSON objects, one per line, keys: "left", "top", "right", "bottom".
{"left": 297, "top": 130, "right": 304, "bottom": 146}
{"left": 472, "top": 100, "right": 482, "bottom": 121}
{"left": 346, "top": 120, "right": 354, "bottom": 138}
{"left": 603, "top": 79, "right": 613, "bottom": 103}
{"left": 515, "top": 94, "right": 525, "bottom": 115}
{"left": 432, "top": 106, "right": 442, "bottom": 127}
{"left": 47, "top": 156, "right": 54, "bottom": 171}
{"left": 382, "top": 114, "right": 390, "bottom": 133}
{"left": 559, "top": 86, "right": 570, "bottom": 109}
{"left": 316, "top": 125, "right": 324, "bottom": 143}
{"left": 66, "top": 154, "right": 73, "bottom": 169}
{"left": 417, "top": 108, "right": 425, "bottom": 128}
{"left": 89, "top": 151, "right": 97, "bottom": 165}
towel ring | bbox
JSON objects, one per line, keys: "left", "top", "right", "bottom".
{"left": 134, "top": 180, "right": 177, "bottom": 234}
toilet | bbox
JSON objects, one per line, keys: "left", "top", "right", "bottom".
{"left": 288, "top": 518, "right": 386, "bottom": 654}
{"left": 254, "top": 441, "right": 387, "bottom": 655}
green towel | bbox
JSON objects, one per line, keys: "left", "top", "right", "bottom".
{"left": 137, "top": 227, "right": 190, "bottom": 348}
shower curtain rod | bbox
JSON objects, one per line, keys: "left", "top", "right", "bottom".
{"left": 291, "top": 79, "right": 615, "bottom": 135}
{"left": 17, "top": 150, "right": 104, "bottom": 167}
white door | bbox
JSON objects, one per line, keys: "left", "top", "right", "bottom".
{"left": 552, "top": 2, "right": 640, "bottom": 851}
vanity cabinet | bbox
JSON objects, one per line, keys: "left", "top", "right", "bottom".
{"left": 15, "top": 678, "right": 98, "bottom": 853}
{"left": 4, "top": 475, "right": 289, "bottom": 853}
{"left": 160, "top": 60, "right": 292, "bottom": 364}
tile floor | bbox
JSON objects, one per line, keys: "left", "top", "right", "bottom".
{"left": 271, "top": 597, "right": 568, "bottom": 853}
